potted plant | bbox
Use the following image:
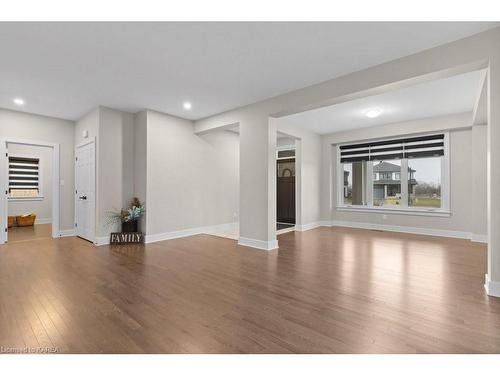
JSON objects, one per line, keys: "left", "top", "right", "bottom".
{"left": 106, "top": 198, "right": 145, "bottom": 233}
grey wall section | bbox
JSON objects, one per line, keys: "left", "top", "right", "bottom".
{"left": 7, "top": 143, "right": 53, "bottom": 222}
{"left": 472, "top": 124, "right": 488, "bottom": 237}
{"left": 97, "top": 107, "right": 135, "bottom": 237}
{"left": 122, "top": 111, "right": 135, "bottom": 209}
{"left": 0, "top": 109, "right": 75, "bottom": 231}
{"left": 75, "top": 108, "right": 99, "bottom": 146}
{"left": 277, "top": 137, "right": 295, "bottom": 147}
{"left": 145, "top": 110, "right": 239, "bottom": 236}
{"left": 133, "top": 111, "right": 148, "bottom": 233}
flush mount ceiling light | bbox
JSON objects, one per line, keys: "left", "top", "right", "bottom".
{"left": 183, "top": 102, "right": 192, "bottom": 110}
{"left": 13, "top": 97, "right": 25, "bottom": 106}
{"left": 365, "top": 107, "right": 383, "bottom": 118}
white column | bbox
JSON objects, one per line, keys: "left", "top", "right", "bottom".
{"left": 237, "top": 114, "right": 277, "bottom": 250}
{"left": 486, "top": 56, "right": 500, "bottom": 297}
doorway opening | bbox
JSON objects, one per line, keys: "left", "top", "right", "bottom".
{"left": 0, "top": 138, "right": 60, "bottom": 244}
{"left": 276, "top": 138, "right": 296, "bottom": 234}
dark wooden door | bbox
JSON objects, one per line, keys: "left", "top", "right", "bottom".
{"left": 277, "top": 175, "right": 295, "bottom": 224}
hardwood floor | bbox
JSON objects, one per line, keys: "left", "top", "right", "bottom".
{"left": 1, "top": 227, "right": 499, "bottom": 353}
{"left": 7, "top": 223, "right": 52, "bottom": 243}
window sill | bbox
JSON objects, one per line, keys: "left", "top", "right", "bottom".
{"left": 336, "top": 205, "right": 451, "bottom": 217}
{"left": 8, "top": 196, "right": 44, "bottom": 202}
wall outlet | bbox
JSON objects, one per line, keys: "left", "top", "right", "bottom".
{"left": 382, "top": 214, "right": 387, "bottom": 220}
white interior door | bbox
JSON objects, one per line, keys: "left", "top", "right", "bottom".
{"left": 75, "top": 141, "right": 95, "bottom": 242}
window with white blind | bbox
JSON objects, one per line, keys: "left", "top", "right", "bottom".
{"left": 8, "top": 155, "right": 41, "bottom": 199}
{"left": 337, "top": 132, "right": 450, "bottom": 215}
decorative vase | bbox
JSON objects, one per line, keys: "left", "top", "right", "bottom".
{"left": 122, "top": 220, "right": 138, "bottom": 233}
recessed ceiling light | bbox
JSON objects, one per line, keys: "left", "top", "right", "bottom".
{"left": 183, "top": 102, "right": 192, "bottom": 110}
{"left": 13, "top": 98, "right": 25, "bottom": 106}
{"left": 365, "top": 108, "right": 383, "bottom": 118}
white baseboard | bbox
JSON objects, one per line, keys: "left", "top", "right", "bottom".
{"left": 145, "top": 222, "right": 238, "bottom": 244}
{"left": 331, "top": 220, "right": 470, "bottom": 239}
{"left": 484, "top": 274, "right": 500, "bottom": 298}
{"left": 318, "top": 220, "right": 333, "bottom": 227}
{"left": 35, "top": 218, "right": 52, "bottom": 225}
{"left": 295, "top": 222, "right": 322, "bottom": 231}
{"left": 277, "top": 226, "right": 296, "bottom": 235}
{"left": 146, "top": 222, "right": 279, "bottom": 251}
{"left": 328, "top": 220, "right": 488, "bottom": 243}
{"left": 471, "top": 233, "right": 488, "bottom": 243}
{"left": 95, "top": 236, "right": 110, "bottom": 246}
{"left": 238, "top": 237, "right": 278, "bottom": 251}
{"left": 58, "top": 229, "right": 75, "bottom": 237}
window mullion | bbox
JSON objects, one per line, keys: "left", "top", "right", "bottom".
{"left": 366, "top": 161, "right": 373, "bottom": 206}
{"left": 400, "top": 158, "right": 409, "bottom": 208}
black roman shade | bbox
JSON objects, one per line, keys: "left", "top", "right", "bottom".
{"left": 339, "top": 134, "right": 444, "bottom": 163}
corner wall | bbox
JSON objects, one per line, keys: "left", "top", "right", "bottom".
{"left": 144, "top": 110, "right": 239, "bottom": 239}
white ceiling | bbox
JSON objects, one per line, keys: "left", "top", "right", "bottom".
{"left": 0, "top": 22, "right": 497, "bottom": 121}
{"left": 280, "top": 70, "right": 484, "bottom": 134}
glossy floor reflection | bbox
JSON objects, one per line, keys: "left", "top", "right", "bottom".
{"left": 7, "top": 223, "right": 52, "bottom": 243}
{"left": 0, "top": 227, "right": 499, "bottom": 353}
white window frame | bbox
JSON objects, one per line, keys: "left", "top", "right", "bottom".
{"left": 276, "top": 145, "right": 296, "bottom": 160}
{"left": 336, "top": 132, "right": 450, "bottom": 217}
{"left": 7, "top": 153, "right": 44, "bottom": 201}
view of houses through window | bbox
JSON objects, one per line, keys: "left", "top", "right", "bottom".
{"left": 408, "top": 157, "right": 441, "bottom": 208}
{"left": 342, "top": 157, "right": 442, "bottom": 209}
{"left": 373, "top": 160, "right": 402, "bottom": 206}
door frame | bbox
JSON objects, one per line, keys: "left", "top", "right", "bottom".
{"left": 0, "top": 137, "right": 60, "bottom": 244}
{"left": 74, "top": 138, "right": 96, "bottom": 244}
{"left": 276, "top": 140, "right": 300, "bottom": 234}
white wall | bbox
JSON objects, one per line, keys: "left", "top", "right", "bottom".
{"left": 145, "top": 110, "right": 239, "bottom": 237}
{"left": 0, "top": 108, "right": 75, "bottom": 231}
{"left": 7, "top": 143, "right": 53, "bottom": 223}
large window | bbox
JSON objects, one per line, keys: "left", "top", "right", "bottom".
{"left": 337, "top": 133, "right": 449, "bottom": 214}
